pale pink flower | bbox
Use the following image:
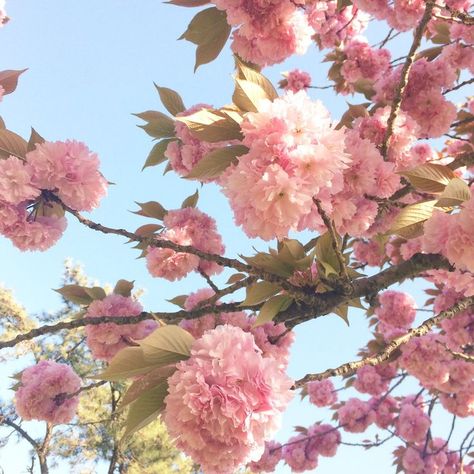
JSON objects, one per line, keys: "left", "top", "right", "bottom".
{"left": 15, "top": 360, "right": 81, "bottom": 424}
{"left": 284, "top": 69, "right": 312, "bottom": 93}
{"left": 85, "top": 294, "right": 157, "bottom": 361}
{"left": 440, "top": 381, "right": 474, "bottom": 417}
{"left": 248, "top": 440, "right": 282, "bottom": 472}
{"left": 396, "top": 403, "right": 431, "bottom": 443}
{"left": 338, "top": 398, "right": 375, "bottom": 433}
{"left": 27, "top": 140, "right": 107, "bottom": 211}
{"left": 307, "top": 423, "right": 341, "bottom": 457}
{"left": 0, "top": 156, "right": 39, "bottom": 204}
{"left": 282, "top": 433, "right": 318, "bottom": 472}
{"left": 353, "top": 239, "right": 385, "bottom": 267}
{"left": 164, "top": 325, "right": 293, "bottom": 474}
{"left": 307, "top": 379, "right": 337, "bottom": 407}
{"left": 354, "top": 365, "right": 389, "bottom": 396}
{"left": 370, "top": 396, "right": 398, "bottom": 429}
{"left": 402, "top": 446, "right": 425, "bottom": 473}
{"left": 376, "top": 290, "right": 416, "bottom": 329}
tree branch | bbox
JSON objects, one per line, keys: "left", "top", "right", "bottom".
{"left": 294, "top": 295, "right": 474, "bottom": 388}
{"left": 380, "top": 1, "right": 435, "bottom": 159}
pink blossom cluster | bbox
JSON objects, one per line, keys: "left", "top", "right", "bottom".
{"left": 373, "top": 52, "right": 473, "bottom": 138}
{"left": 375, "top": 290, "right": 416, "bottom": 342}
{"left": 354, "top": 365, "right": 390, "bottom": 396}
{"left": 179, "top": 288, "right": 294, "bottom": 368}
{"left": 396, "top": 403, "right": 431, "bottom": 443}
{"left": 85, "top": 294, "right": 157, "bottom": 361}
{"left": 248, "top": 440, "right": 282, "bottom": 472}
{"left": 0, "top": 141, "right": 107, "bottom": 251}
{"left": 307, "top": 379, "right": 337, "bottom": 407}
{"left": 146, "top": 207, "right": 224, "bottom": 280}
{"left": 166, "top": 104, "right": 229, "bottom": 180}
{"left": 352, "top": 239, "right": 386, "bottom": 267}
{"left": 337, "top": 397, "right": 375, "bottom": 432}
{"left": 370, "top": 395, "right": 398, "bottom": 429}
{"left": 340, "top": 38, "right": 391, "bottom": 93}
{"left": 212, "top": 0, "right": 313, "bottom": 66}
{"left": 307, "top": 2, "right": 369, "bottom": 49}
{"left": 14, "top": 360, "right": 81, "bottom": 424}
{"left": 281, "top": 69, "right": 312, "bottom": 93}
{"left": 163, "top": 325, "right": 293, "bottom": 474}
{"left": 282, "top": 423, "right": 341, "bottom": 472}
{"left": 423, "top": 191, "right": 474, "bottom": 273}
{"left": 221, "top": 91, "right": 351, "bottom": 240}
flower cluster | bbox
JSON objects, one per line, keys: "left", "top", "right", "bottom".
{"left": 221, "top": 91, "right": 350, "bottom": 240}
{"left": 146, "top": 207, "right": 224, "bottom": 280}
{"left": 0, "top": 141, "right": 107, "bottom": 251}
{"left": 281, "top": 69, "right": 312, "bottom": 93}
{"left": 85, "top": 294, "right": 158, "bottom": 361}
{"left": 14, "top": 360, "right": 81, "bottom": 424}
{"left": 163, "top": 325, "right": 293, "bottom": 474}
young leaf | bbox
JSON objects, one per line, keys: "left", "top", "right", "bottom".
{"left": 122, "top": 381, "right": 169, "bottom": 439}
{"left": 181, "top": 190, "right": 199, "bottom": 208}
{"left": 254, "top": 294, "right": 293, "bottom": 326}
{"left": 240, "top": 281, "right": 280, "bottom": 306}
{"left": 179, "top": 7, "right": 231, "bottom": 71}
{"left": 435, "top": 177, "right": 470, "bottom": 207}
{"left": 135, "top": 110, "right": 175, "bottom": 138}
{"left": 0, "top": 69, "right": 28, "bottom": 95}
{"left": 27, "top": 128, "right": 45, "bottom": 153}
{"left": 133, "top": 201, "right": 168, "bottom": 220}
{"left": 166, "top": 0, "right": 210, "bottom": 6}
{"left": 399, "top": 163, "right": 456, "bottom": 193}
{"left": 242, "top": 252, "right": 293, "bottom": 278}
{"left": 0, "top": 129, "right": 28, "bottom": 159}
{"left": 155, "top": 85, "right": 186, "bottom": 116}
{"left": 113, "top": 279, "right": 135, "bottom": 297}
{"left": 234, "top": 58, "right": 278, "bottom": 101}
{"left": 139, "top": 325, "right": 194, "bottom": 365}
{"left": 142, "top": 138, "right": 175, "bottom": 170}
{"left": 185, "top": 145, "right": 248, "bottom": 180}
{"left": 175, "top": 108, "right": 243, "bottom": 142}
{"left": 226, "top": 273, "right": 247, "bottom": 284}
{"left": 54, "top": 285, "right": 94, "bottom": 305}
{"left": 84, "top": 286, "right": 107, "bottom": 301}
{"left": 167, "top": 294, "right": 188, "bottom": 309}
{"left": 387, "top": 200, "right": 439, "bottom": 239}
{"left": 232, "top": 78, "right": 268, "bottom": 112}
{"left": 93, "top": 347, "right": 158, "bottom": 381}
{"left": 134, "top": 224, "right": 163, "bottom": 237}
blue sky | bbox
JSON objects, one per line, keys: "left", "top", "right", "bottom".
{"left": 0, "top": 2, "right": 467, "bottom": 473}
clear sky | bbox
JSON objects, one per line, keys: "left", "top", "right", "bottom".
{"left": 0, "top": 2, "right": 466, "bottom": 473}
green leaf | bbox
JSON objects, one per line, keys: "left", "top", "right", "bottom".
{"left": 387, "top": 200, "right": 438, "bottom": 239}
{"left": 167, "top": 294, "right": 188, "bottom": 309}
{"left": 254, "top": 294, "right": 293, "bottom": 326}
{"left": 185, "top": 145, "right": 248, "bottom": 180}
{"left": 133, "top": 201, "right": 168, "bottom": 220}
{"left": 134, "top": 224, "right": 163, "bottom": 237}
{"left": 113, "top": 280, "right": 135, "bottom": 297}
{"left": 179, "top": 7, "right": 231, "bottom": 71}
{"left": 122, "top": 381, "right": 169, "bottom": 439}
{"left": 242, "top": 253, "right": 293, "bottom": 278}
{"left": 234, "top": 58, "right": 278, "bottom": 101}
{"left": 142, "top": 138, "right": 175, "bottom": 170}
{"left": 233, "top": 78, "right": 268, "bottom": 112}
{"left": 181, "top": 189, "right": 199, "bottom": 208}
{"left": 315, "top": 232, "right": 343, "bottom": 277}
{"left": 333, "top": 304, "right": 350, "bottom": 325}
{"left": 240, "top": 281, "right": 280, "bottom": 306}
{"left": 135, "top": 110, "right": 175, "bottom": 138}
{"left": 54, "top": 285, "right": 94, "bottom": 305}
{"left": 0, "top": 69, "right": 28, "bottom": 95}
{"left": 226, "top": 273, "right": 247, "bottom": 284}
{"left": 120, "top": 366, "right": 176, "bottom": 409}
{"left": 139, "top": 325, "right": 194, "bottom": 366}
{"left": 0, "top": 129, "right": 28, "bottom": 159}
{"left": 84, "top": 286, "right": 107, "bottom": 301}
{"left": 93, "top": 347, "right": 158, "bottom": 381}
{"left": 278, "top": 239, "right": 306, "bottom": 264}
{"left": 155, "top": 85, "right": 186, "bottom": 116}
{"left": 399, "top": 163, "right": 456, "bottom": 193}
{"left": 435, "top": 178, "right": 470, "bottom": 207}
{"left": 175, "top": 108, "right": 243, "bottom": 142}
{"left": 27, "top": 127, "right": 45, "bottom": 153}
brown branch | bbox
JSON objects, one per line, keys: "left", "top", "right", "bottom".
{"left": 294, "top": 295, "right": 474, "bottom": 388}
{"left": 443, "top": 77, "right": 474, "bottom": 94}
{"left": 380, "top": 1, "right": 435, "bottom": 159}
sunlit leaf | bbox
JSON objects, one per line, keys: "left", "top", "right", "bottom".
{"left": 254, "top": 294, "right": 293, "bottom": 326}
{"left": 240, "top": 281, "right": 280, "bottom": 306}
{"left": 113, "top": 280, "right": 135, "bottom": 297}
{"left": 435, "top": 177, "right": 470, "bottom": 207}
{"left": 399, "top": 163, "right": 456, "bottom": 193}
{"left": 0, "top": 129, "right": 28, "bottom": 159}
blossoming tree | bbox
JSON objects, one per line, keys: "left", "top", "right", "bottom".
{"left": 0, "top": 0, "right": 474, "bottom": 472}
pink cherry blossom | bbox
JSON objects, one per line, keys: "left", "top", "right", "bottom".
{"left": 163, "top": 325, "right": 293, "bottom": 474}
{"left": 354, "top": 365, "right": 389, "bottom": 396}
{"left": 396, "top": 403, "right": 431, "bottom": 443}
{"left": 282, "top": 433, "right": 319, "bottom": 472}
{"left": 307, "top": 379, "right": 337, "bottom": 407}
{"left": 15, "top": 360, "right": 81, "bottom": 424}
{"left": 338, "top": 398, "right": 375, "bottom": 433}
{"left": 283, "top": 69, "right": 312, "bottom": 93}
{"left": 0, "top": 156, "right": 39, "bottom": 204}
{"left": 248, "top": 440, "right": 282, "bottom": 473}
{"left": 85, "top": 294, "right": 157, "bottom": 361}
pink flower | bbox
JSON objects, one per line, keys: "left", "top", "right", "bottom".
{"left": 354, "top": 365, "right": 389, "bottom": 396}
{"left": 396, "top": 403, "right": 431, "bottom": 443}
{"left": 85, "top": 294, "right": 157, "bottom": 361}
{"left": 338, "top": 398, "right": 375, "bottom": 433}
{"left": 14, "top": 360, "right": 81, "bottom": 424}
{"left": 282, "top": 433, "right": 319, "bottom": 472}
{"left": 164, "top": 325, "right": 293, "bottom": 474}
{"left": 307, "top": 379, "right": 337, "bottom": 407}
{"left": 27, "top": 140, "right": 108, "bottom": 212}
{"left": 307, "top": 423, "right": 341, "bottom": 457}
{"left": 353, "top": 239, "right": 385, "bottom": 267}
{"left": 376, "top": 290, "right": 416, "bottom": 329}
{"left": 371, "top": 396, "right": 398, "bottom": 429}
{"left": 0, "top": 156, "right": 39, "bottom": 204}
{"left": 440, "top": 381, "right": 474, "bottom": 417}
{"left": 248, "top": 440, "right": 282, "bottom": 472}
{"left": 221, "top": 91, "right": 350, "bottom": 240}
{"left": 283, "top": 69, "right": 312, "bottom": 93}
{"left": 402, "top": 446, "right": 425, "bottom": 473}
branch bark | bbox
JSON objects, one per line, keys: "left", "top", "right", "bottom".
{"left": 294, "top": 295, "right": 474, "bottom": 388}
